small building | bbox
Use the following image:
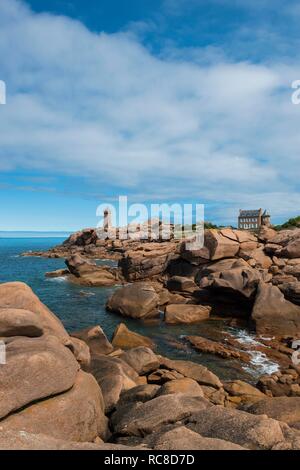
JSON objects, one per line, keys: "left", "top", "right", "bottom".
{"left": 238, "top": 209, "right": 271, "bottom": 230}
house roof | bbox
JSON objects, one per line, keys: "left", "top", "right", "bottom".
{"left": 239, "top": 209, "right": 261, "bottom": 217}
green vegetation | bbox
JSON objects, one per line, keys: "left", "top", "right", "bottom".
{"left": 191, "top": 222, "right": 234, "bottom": 230}
{"left": 204, "top": 222, "right": 219, "bottom": 229}
{"left": 274, "top": 216, "right": 300, "bottom": 231}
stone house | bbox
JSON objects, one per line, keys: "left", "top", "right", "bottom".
{"left": 238, "top": 209, "right": 271, "bottom": 230}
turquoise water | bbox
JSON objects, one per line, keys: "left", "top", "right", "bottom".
{"left": 0, "top": 238, "right": 277, "bottom": 382}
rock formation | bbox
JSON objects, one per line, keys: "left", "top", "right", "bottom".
{"left": 10, "top": 223, "right": 300, "bottom": 450}
{"left": 1, "top": 282, "right": 300, "bottom": 450}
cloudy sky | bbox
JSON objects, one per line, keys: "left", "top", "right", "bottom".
{"left": 0, "top": 0, "right": 299, "bottom": 230}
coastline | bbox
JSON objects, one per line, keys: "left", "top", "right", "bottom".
{"left": 1, "top": 226, "right": 300, "bottom": 450}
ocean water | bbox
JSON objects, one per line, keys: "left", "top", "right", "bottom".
{"left": 0, "top": 237, "right": 279, "bottom": 382}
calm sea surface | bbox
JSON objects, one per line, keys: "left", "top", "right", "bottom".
{"left": 0, "top": 237, "right": 279, "bottom": 382}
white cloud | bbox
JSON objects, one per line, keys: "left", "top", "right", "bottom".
{"left": 0, "top": 0, "right": 299, "bottom": 222}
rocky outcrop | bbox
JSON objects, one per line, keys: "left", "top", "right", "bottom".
{"left": 31, "top": 224, "right": 300, "bottom": 337}
{"left": 247, "top": 397, "right": 300, "bottom": 428}
{"left": 0, "top": 282, "right": 108, "bottom": 445}
{"left": 256, "top": 366, "right": 300, "bottom": 397}
{"left": 111, "top": 323, "right": 155, "bottom": 350}
{"left": 0, "top": 282, "right": 69, "bottom": 343}
{"left": 1, "top": 283, "right": 300, "bottom": 451}
{"left": 64, "top": 254, "right": 120, "bottom": 286}
{"left": 0, "top": 335, "right": 79, "bottom": 420}
{"left": 164, "top": 304, "right": 211, "bottom": 324}
{"left": 0, "top": 370, "right": 108, "bottom": 442}
{"left": 120, "top": 347, "right": 160, "bottom": 375}
{"left": 89, "top": 355, "right": 138, "bottom": 413}
{"left": 252, "top": 282, "right": 300, "bottom": 335}
{"left": 72, "top": 325, "right": 114, "bottom": 357}
{"left": 107, "top": 283, "right": 159, "bottom": 319}
{"left": 158, "top": 357, "right": 223, "bottom": 389}
{"left": 111, "top": 394, "right": 211, "bottom": 437}
{"left": 118, "top": 385, "right": 160, "bottom": 405}
{"left": 119, "top": 242, "right": 178, "bottom": 282}
{"left": 187, "top": 405, "right": 284, "bottom": 450}
{"left": 157, "top": 378, "right": 204, "bottom": 397}
{"left": 0, "top": 308, "right": 44, "bottom": 337}
{"left": 0, "top": 431, "right": 147, "bottom": 450}
{"left": 223, "top": 380, "right": 266, "bottom": 406}
{"left": 67, "top": 336, "right": 91, "bottom": 369}
{"left": 198, "top": 258, "right": 262, "bottom": 305}
{"left": 166, "top": 276, "right": 197, "bottom": 293}
{"left": 144, "top": 426, "right": 246, "bottom": 450}
{"left": 205, "top": 229, "right": 240, "bottom": 260}
{"left": 267, "top": 229, "right": 300, "bottom": 259}
{"left": 186, "top": 336, "right": 251, "bottom": 362}
{"left": 11, "top": 225, "right": 300, "bottom": 450}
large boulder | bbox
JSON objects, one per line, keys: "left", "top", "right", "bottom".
{"left": 107, "top": 283, "right": 159, "bottom": 319}
{"left": 187, "top": 406, "right": 284, "bottom": 450}
{"left": 157, "top": 378, "right": 204, "bottom": 398}
{"left": 249, "top": 247, "right": 272, "bottom": 269}
{"left": 65, "top": 254, "right": 97, "bottom": 275}
{"left": 120, "top": 347, "right": 160, "bottom": 375}
{"left": 258, "top": 226, "right": 277, "bottom": 242}
{"left": 0, "top": 335, "right": 79, "bottom": 420}
{"left": 247, "top": 397, "right": 300, "bottom": 428}
{"left": 146, "top": 426, "right": 246, "bottom": 450}
{"left": 268, "top": 229, "right": 300, "bottom": 259}
{"left": 204, "top": 265, "right": 261, "bottom": 303}
{"left": 166, "top": 276, "right": 197, "bottom": 293}
{"left": 63, "top": 228, "right": 97, "bottom": 248}
{"left": 205, "top": 229, "right": 240, "bottom": 260}
{"left": 0, "top": 370, "right": 108, "bottom": 442}
{"left": 0, "top": 308, "right": 43, "bottom": 337}
{"left": 0, "top": 431, "right": 147, "bottom": 450}
{"left": 252, "top": 282, "right": 300, "bottom": 335}
{"left": 111, "top": 394, "right": 211, "bottom": 436}
{"left": 158, "top": 357, "right": 222, "bottom": 389}
{"left": 148, "top": 369, "right": 185, "bottom": 384}
{"left": 72, "top": 325, "right": 114, "bottom": 357}
{"left": 279, "top": 281, "right": 300, "bottom": 305}
{"left": 281, "top": 238, "right": 300, "bottom": 259}
{"left": 119, "top": 242, "right": 177, "bottom": 281}
{"left": 0, "top": 282, "right": 69, "bottom": 343}
{"left": 66, "top": 254, "right": 119, "bottom": 286}
{"left": 186, "top": 336, "right": 250, "bottom": 362}
{"left": 223, "top": 380, "right": 266, "bottom": 406}
{"left": 118, "top": 385, "right": 160, "bottom": 405}
{"left": 67, "top": 336, "right": 91, "bottom": 369}
{"left": 164, "top": 304, "right": 211, "bottom": 325}
{"left": 90, "top": 355, "right": 138, "bottom": 413}
{"left": 112, "top": 323, "right": 154, "bottom": 350}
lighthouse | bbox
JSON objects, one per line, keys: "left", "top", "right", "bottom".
{"left": 103, "top": 208, "right": 112, "bottom": 232}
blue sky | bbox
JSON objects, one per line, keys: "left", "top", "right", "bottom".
{"left": 0, "top": 0, "right": 300, "bottom": 231}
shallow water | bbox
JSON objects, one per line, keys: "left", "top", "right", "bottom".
{"left": 0, "top": 237, "right": 279, "bottom": 383}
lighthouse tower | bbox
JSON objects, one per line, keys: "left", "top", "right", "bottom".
{"left": 103, "top": 208, "right": 112, "bottom": 231}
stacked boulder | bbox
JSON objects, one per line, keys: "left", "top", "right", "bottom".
{"left": 72, "top": 322, "right": 300, "bottom": 450}
{"left": 2, "top": 282, "right": 300, "bottom": 450}
{"left": 105, "top": 227, "right": 300, "bottom": 338}
{"left": 0, "top": 282, "right": 108, "bottom": 447}
{"left": 38, "top": 224, "right": 300, "bottom": 337}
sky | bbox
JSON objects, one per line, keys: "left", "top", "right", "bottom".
{"left": 0, "top": 0, "right": 300, "bottom": 231}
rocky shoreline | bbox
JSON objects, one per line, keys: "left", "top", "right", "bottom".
{"left": 2, "top": 224, "right": 299, "bottom": 450}
{"left": 39, "top": 225, "right": 300, "bottom": 370}
{"left": 0, "top": 281, "right": 300, "bottom": 450}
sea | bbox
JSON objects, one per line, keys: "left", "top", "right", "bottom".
{"left": 0, "top": 237, "right": 279, "bottom": 383}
